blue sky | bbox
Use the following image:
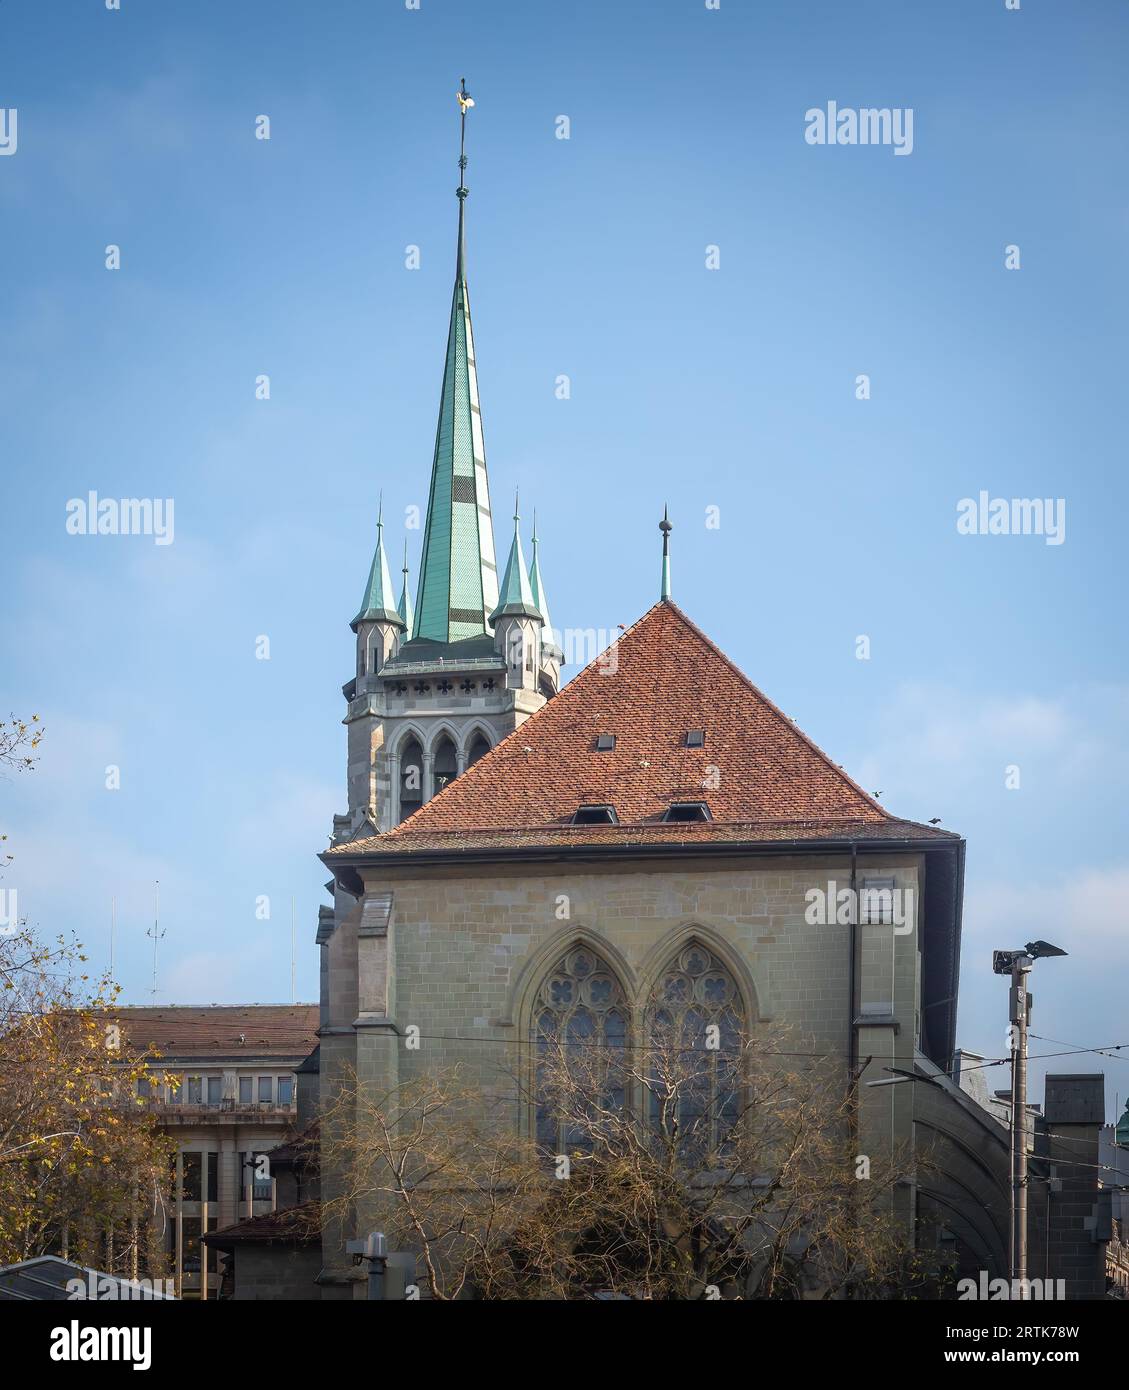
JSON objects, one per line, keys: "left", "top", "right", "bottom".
{"left": 2, "top": 1, "right": 1127, "bottom": 1115}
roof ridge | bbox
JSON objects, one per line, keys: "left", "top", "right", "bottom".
{"left": 661, "top": 601, "right": 890, "bottom": 820}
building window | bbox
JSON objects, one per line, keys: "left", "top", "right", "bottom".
{"left": 136, "top": 1077, "right": 151, "bottom": 1101}
{"left": 206, "top": 1076, "right": 222, "bottom": 1104}
{"left": 861, "top": 876, "right": 896, "bottom": 925}
{"left": 278, "top": 1077, "right": 294, "bottom": 1107}
{"left": 662, "top": 801, "right": 711, "bottom": 823}
{"left": 594, "top": 733, "right": 616, "bottom": 752}
{"left": 686, "top": 729, "right": 705, "bottom": 747}
{"left": 433, "top": 735, "right": 457, "bottom": 793}
{"left": 207, "top": 1152, "right": 219, "bottom": 1204}
{"left": 186, "top": 1076, "right": 202, "bottom": 1104}
{"left": 647, "top": 944, "right": 744, "bottom": 1161}
{"left": 180, "top": 1217, "right": 202, "bottom": 1273}
{"left": 250, "top": 1153, "right": 272, "bottom": 1201}
{"left": 533, "top": 945, "right": 628, "bottom": 1153}
{"left": 467, "top": 732, "right": 490, "bottom": 767}
{"left": 238, "top": 1076, "right": 253, "bottom": 1105}
{"left": 399, "top": 736, "right": 424, "bottom": 822}
{"left": 258, "top": 1076, "right": 273, "bottom": 1105}
{"left": 571, "top": 804, "right": 617, "bottom": 825}
{"left": 181, "top": 1152, "right": 202, "bottom": 1203}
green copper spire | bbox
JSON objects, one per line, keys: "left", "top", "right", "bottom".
{"left": 413, "top": 78, "right": 500, "bottom": 644}
{"left": 529, "top": 511, "right": 561, "bottom": 654}
{"left": 397, "top": 538, "right": 415, "bottom": 636}
{"left": 659, "top": 505, "right": 672, "bottom": 601}
{"left": 490, "top": 493, "right": 540, "bottom": 622}
{"left": 352, "top": 497, "right": 404, "bottom": 631}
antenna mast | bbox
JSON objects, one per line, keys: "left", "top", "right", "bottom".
{"left": 146, "top": 880, "right": 165, "bottom": 1000}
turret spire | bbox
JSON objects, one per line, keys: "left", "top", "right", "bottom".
{"left": 529, "top": 510, "right": 561, "bottom": 656}
{"left": 413, "top": 79, "right": 500, "bottom": 645}
{"left": 397, "top": 537, "right": 415, "bottom": 636}
{"left": 659, "top": 505, "right": 672, "bottom": 601}
{"left": 352, "top": 494, "right": 403, "bottom": 630}
{"left": 490, "top": 492, "right": 539, "bottom": 621}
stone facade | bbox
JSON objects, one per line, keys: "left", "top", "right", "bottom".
{"left": 316, "top": 851, "right": 935, "bottom": 1294}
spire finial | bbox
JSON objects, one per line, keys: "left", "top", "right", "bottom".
{"left": 402, "top": 537, "right": 409, "bottom": 578}
{"left": 377, "top": 489, "right": 384, "bottom": 531}
{"left": 659, "top": 504, "right": 672, "bottom": 601}
{"left": 514, "top": 488, "right": 520, "bottom": 527}
{"left": 455, "top": 78, "right": 474, "bottom": 279}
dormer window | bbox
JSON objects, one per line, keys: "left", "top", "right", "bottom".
{"left": 572, "top": 804, "right": 618, "bottom": 825}
{"left": 686, "top": 729, "right": 705, "bottom": 747}
{"left": 662, "top": 801, "right": 711, "bottom": 823}
{"left": 595, "top": 734, "right": 616, "bottom": 752}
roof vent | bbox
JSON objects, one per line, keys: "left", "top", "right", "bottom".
{"left": 572, "top": 804, "right": 618, "bottom": 825}
{"left": 686, "top": 729, "right": 705, "bottom": 747}
{"left": 662, "top": 801, "right": 712, "bottom": 823}
{"left": 594, "top": 733, "right": 616, "bottom": 752}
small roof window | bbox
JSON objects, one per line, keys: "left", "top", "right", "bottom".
{"left": 686, "top": 730, "right": 706, "bottom": 747}
{"left": 572, "top": 804, "right": 618, "bottom": 825}
{"left": 594, "top": 733, "right": 616, "bottom": 752}
{"left": 662, "top": 801, "right": 712, "bottom": 823}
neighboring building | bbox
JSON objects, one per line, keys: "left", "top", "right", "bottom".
{"left": 940, "top": 1063, "right": 1129, "bottom": 1299}
{"left": 113, "top": 1004, "right": 318, "bottom": 1298}
{"left": 1035, "top": 1076, "right": 1129, "bottom": 1300}
{"left": 203, "top": 1125, "right": 321, "bottom": 1300}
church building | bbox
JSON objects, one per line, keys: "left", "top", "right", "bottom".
{"left": 309, "top": 89, "right": 1015, "bottom": 1298}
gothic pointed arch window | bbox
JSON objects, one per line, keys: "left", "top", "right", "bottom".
{"left": 399, "top": 736, "right": 423, "bottom": 823}
{"left": 466, "top": 731, "right": 491, "bottom": 768}
{"left": 433, "top": 734, "right": 458, "bottom": 794}
{"left": 533, "top": 944, "right": 629, "bottom": 1152}
{"left": 647, "top": 942, "right": 744, "bottom": 1160}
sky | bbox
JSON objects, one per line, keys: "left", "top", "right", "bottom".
{"left": 1, "top": 1, "right": 1126, "bottom": 1116}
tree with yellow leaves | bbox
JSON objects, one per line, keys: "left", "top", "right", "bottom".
{"left": 0, "top": 926, "right": 174, "bottom": 1276}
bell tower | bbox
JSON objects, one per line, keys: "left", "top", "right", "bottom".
{"left": 332, "top": 80, "right": 561, "bottom": 844}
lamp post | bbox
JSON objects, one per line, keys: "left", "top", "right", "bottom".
{"left": 992, "top": 940, "right": 1067, "bottom": 1297}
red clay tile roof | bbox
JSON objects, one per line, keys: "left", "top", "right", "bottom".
{"left": 328, "top": 602, "right": 930, "bottom": 859}
{"left": 109, "top": 1005, "right": 320, "bottom": 1059}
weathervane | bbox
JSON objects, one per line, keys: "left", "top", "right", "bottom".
{"left": 456, "top": 77, "right": 474, "bottom": 200}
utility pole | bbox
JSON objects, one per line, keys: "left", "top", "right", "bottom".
{"left": 994, "top": 939, "right": 1067, "bottom": 1298}
{"left": 1008, "top": 952, "right": 1032, "bottom": 1292}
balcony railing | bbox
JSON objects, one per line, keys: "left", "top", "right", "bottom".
{"left": 136, "top": 1097, "right": 297, "bottom": 1116}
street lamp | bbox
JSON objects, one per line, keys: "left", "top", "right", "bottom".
{"left": 993, "top": 939, "right": 1068, "bottom": 1296}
